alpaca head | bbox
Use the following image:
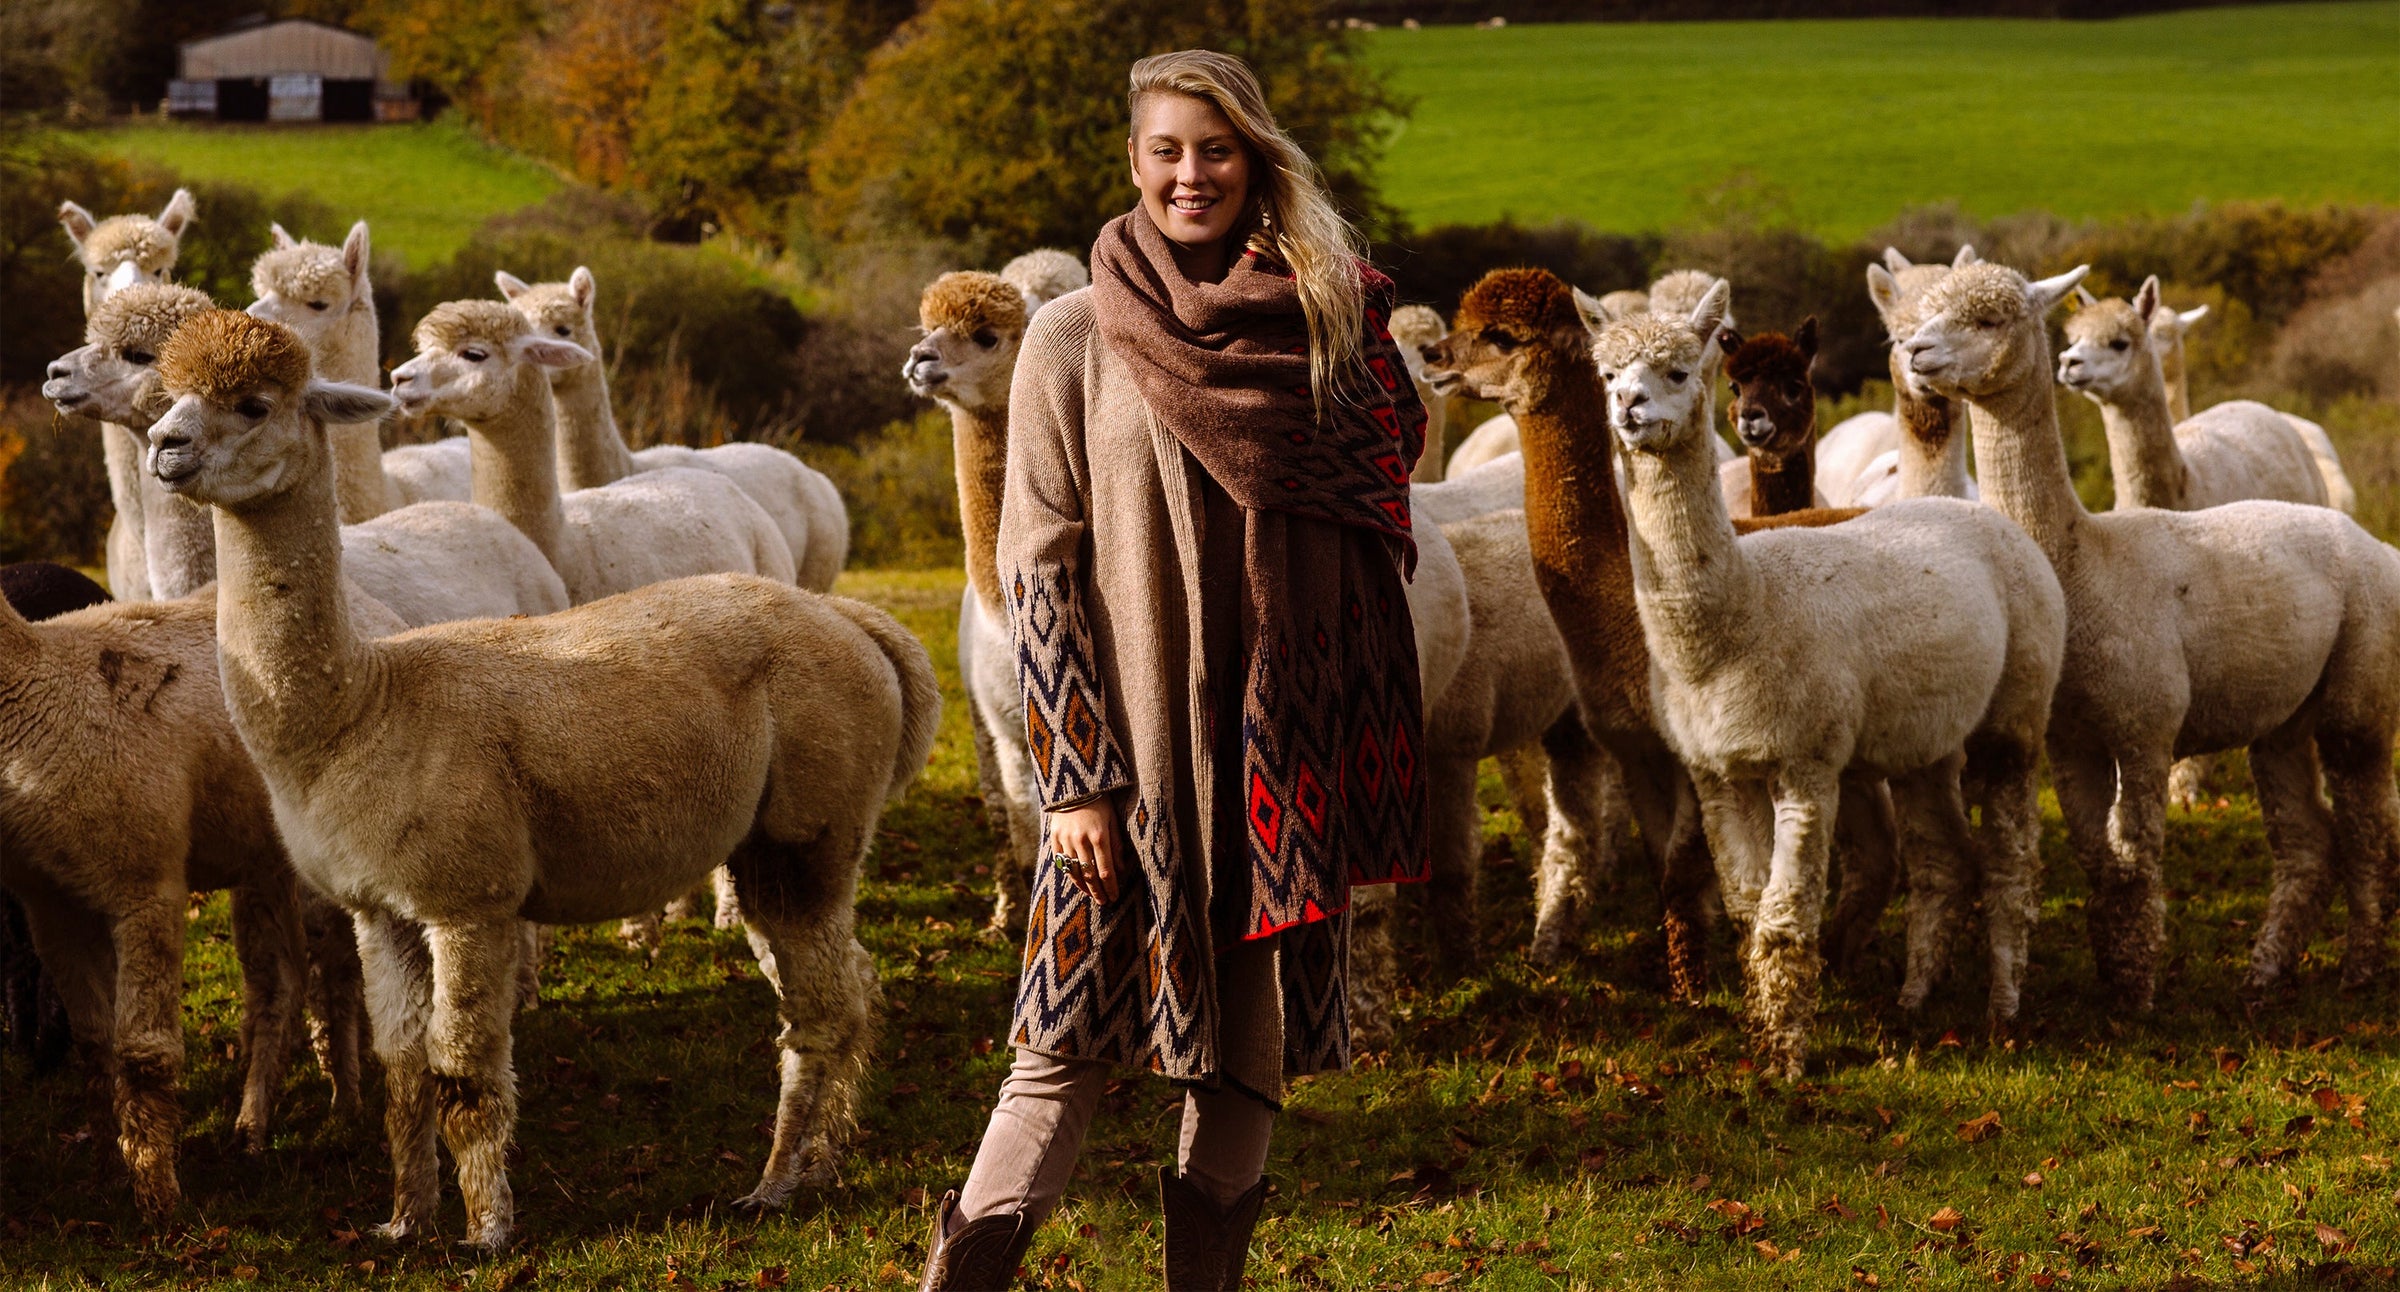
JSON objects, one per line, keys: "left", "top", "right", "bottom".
{"left": 1649, "top": 270, "right": 1735, "bottom": 331}
{"left": 1595, "top": 279, "right": 1730, "bottom": 457}
{"left": 44, "top": 283, "right": 218, "bottom": 428}
{"left": 1570, "top": 287, "right": 1652, "bottom": 333}
{"left": 391, "top": 300, "right": 592, "bottom": 425}
{"left": 1720, "top": 318, "right": 1818, "bottom": 456}
{"left": 998, "top": 249, "right": 1089, "bottom": 317}
{"left": 245, "top": 222, "right": 373, "bottom": 352}
{"left": 1903, "top": 262, "right": 2090, "bottom": 402}
{"left": 2057, "top": 276, "right": 2166, "bottom": 404}
{"left": 146, "top": 310, "right": 393, "bottom": 510}
{"left": 904, "top": 272, "right": 1028, "bottom": 413}
{"left": 1386, "top": 305, "right": 1446, "bottom": 387}
{"left": 1866, "top": 246, "right": 1979, "bottom": 395}
{"left": 2144, "top": 295, "right": 2209, "bottom": 356}
{"left": 1420, "top": 268, "right": 1590, "bottom": 408}
{"left": 60, "top": 189, "right": 197, "bottom": 312}
{"left": 496, "top": 266, "right": 604, "bottom": 383}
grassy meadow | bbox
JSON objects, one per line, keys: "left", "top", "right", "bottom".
{"left": 1369, "top": 1, "right": 2400, "bottom": 237}
{"left": 3, "top": 567, "right": 2393, "bottom": 1289}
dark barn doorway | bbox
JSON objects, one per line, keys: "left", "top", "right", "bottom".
{"left": 216, "top": 78, "right": 269, "bottom": 121}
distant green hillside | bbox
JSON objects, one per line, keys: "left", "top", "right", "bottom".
{"left": 89, "top": 120, "right": 562, "bottom": 268}
{"left": 1370, "top": 0, "right": 2400, "bottom": 237}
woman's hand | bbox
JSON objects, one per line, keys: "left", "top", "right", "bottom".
{"left": 1048, "top": 799, "right": 1123, "bottom": 904}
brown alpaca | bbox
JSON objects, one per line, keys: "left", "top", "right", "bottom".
{"left": 1719, "top": 319, "right": 1824, "bottom": 518}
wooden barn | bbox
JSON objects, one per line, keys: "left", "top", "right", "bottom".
{"left": 166, "top": 19, "right": 416, "bottom": 123}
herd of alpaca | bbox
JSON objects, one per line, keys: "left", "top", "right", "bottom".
{"left": 10, "top": 182, "right": 2394, "bottom": 1250}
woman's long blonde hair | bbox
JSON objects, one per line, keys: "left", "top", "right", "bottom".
{"left": 1130, "top": 49, "right": 1368, "bottom": 404}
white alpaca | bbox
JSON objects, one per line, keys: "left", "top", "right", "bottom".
{"left": 2142, "top": 290, "right": 2354, "bottom": 515}
{"left": 998, "top": 248, "right": 1090, "bottom": 316}
{"left": 495, "top": 267, "right": 849, "bottom": 592}
{"left": 1819, "top": 246, "right": 1986, "bottom": 508}
{"left": 59, "top": 189, "right": 198, "bottom": 599}
{"left": 1607, "top": 283, "right": 2065, "bottom": 1075}
{"left": 1416, "top": 451, "right": 1526, "bottom": 525}
{"left": 1906, "top": 261, "right": 2400, "bottom": 1008}
{"left": 146, "top": 309, "right": 940, "bottom": 1249}
{"left": 1389, "top": 304, "right": 1451, "bottom": 483}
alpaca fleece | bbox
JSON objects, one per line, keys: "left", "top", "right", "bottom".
{"left": 159, "top": 309, "right": 312, "bottom": 403}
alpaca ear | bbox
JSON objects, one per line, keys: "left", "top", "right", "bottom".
{"left": 2131, "top": 276, "right": 2161, "bottom": 322}
{"left": 157, "top": 189, "right": 197, "bottom": 239}
{"left": 304, "top": 380, "right": 396, "bottom": 426}
{"left": 342, "top": 222, "right": 371, "bottom": 284}
{"left": 1953, "top": 244, "right": 1980, "bottom": 267}
{"left": 2028, "top": 266, "right": 2091, "bottom": 316}
{"left": 1866, "top": 264, "right": 1901, "bottom": 321}
{"left": 569, "top": 266, "right": 596, "bottom": 312}
{"left": 270, "top": 223, "right": 298, "bottom": 250}
{"left": 494, "top": 270, "right": 532, "bottom": 301}
{"left": 513, "top": 335, "right": 594, "bottom": 369}
{"left": 2179, "top": 304, "right": 2209, "bottom": 328}
{"left": 1881, "top": 247, "right": 1913, "bottom": 273}
{"left": 1795, "top": 315, "right": 1819, "bottom": 358}
{"left": 1571, "top": 285, "right": 1608, "bottom": 332}
{"left": 2071, "top": 285, "right": 2098, "bottom": 310}
{"left": 59, "top": 201, "right": 96, "bottom": 245}
{"left": 1687, "top": 280, "right": 1730, "bottom": 345}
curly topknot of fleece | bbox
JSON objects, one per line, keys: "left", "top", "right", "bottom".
{"left": 920, "top": 271, "right": 1027, "bottom": 337}
{"left": 252, "top": 241, "right": 354, "bottom": 303}
{"left": 86, "top": 283, "right": 217, "bottom": 349}
{"left": 1723, "top": 331, "right": 1808, "bottom": 384}
{"left": 1593, "top": 314, "right": 1708, "bottom": 371}
{"left": 999, "top": 249, "right": 1088, "bottom": 307}
{"left": 1648, "top": 270, "right": 1729, "bottom": 322}
{"left": 1876, "top": 263, "right": 1956, "bottom": 338}
{"left": 414, "top": 299, "right": 532, "bottom": 353}
{"left": 1453, "top": 268, "right": 1580, "bottom": 334}
{"left": 2063, "top": 295, "right": 2145, "bottom": 348}
{"left": 78, "top": 217, "right": 181, "bottom": 273}
{"left": 1386, "top": 304, "right": 1446, "bottom": 352}
{"left": 1917, "top": 263, "right": 2036, "bottom": 326}
{"left": 159, "top": 310, "right": 314, "bottom": 403}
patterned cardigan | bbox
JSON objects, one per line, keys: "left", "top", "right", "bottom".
{"left": 995, "top": 289, "right": 1352, "bottom": 1097}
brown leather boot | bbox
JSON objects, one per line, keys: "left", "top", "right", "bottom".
{"left": 1159, "top": 1167, "right": 1266, "bottom": 1292}
{"left": 918, "top": 1189, "right": 1029, "bottom": 1291}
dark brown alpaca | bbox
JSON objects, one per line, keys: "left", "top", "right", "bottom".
{"left": 1421, "top": 270, "right": 1869, "bottom": 1003}
{"left": 1721, "top": 319, "right": 1821, "bottom": 518}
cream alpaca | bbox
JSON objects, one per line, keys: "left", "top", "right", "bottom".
{"left": 1906, "top": 262, "right": 2400, "bottom": 1006}
{"left": 1819, "top": 246, "right": 1984, "bottom": 508}
{"left": 1388, "top": 303, "right": 1450, "bottom": 482}
{"left": 2139, "top": 289, "right": 2354, "bottom": 515}
{"left": 0, "top": 577, "right": 409, "bottom": 1223}
{"left": 59, "top": 189, "right": 197, "bottom": 600}
{"left": 148, "top": 310, "right": 939, "bottom": 1248}
{"left": 998, "top": 247, "right": 1090, "bottom": 315}
{"left": 1608, "top": 284, "right": 2064, "bottom": 1073}
{"left": 495, "top": 267, "right": 849, "bottom": 591}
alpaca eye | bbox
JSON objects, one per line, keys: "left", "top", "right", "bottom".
{"left": 2109, "top": 339, "right": 2130, "bottom": 352}
{"left": 235, "top": 397, "right": 270, "bottom": 419}
{"left": 309, "top": 301, "right": 328, "bottom": 312}
{"left": 1976, "top": 316, "right": 2003, "bottom": 329}
{"left": 123, "top": 348, "right": 154, "bottom": 365}
{"left": 973, "top": 329, "right": 998, "bottom": 349}
{"left": 1486, "top": 331, "right": 1519, "bottom": 353}
{"left": 460, "top": 348, "right": 489, "bottom": 362}
{"left": 1668, "top": 370, "right": 1688, "bottom": 383}
{"left": 554, "top": 326, "right": 571, "bottom": 338}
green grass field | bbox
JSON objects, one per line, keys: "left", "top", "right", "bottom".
{"left": 3, "top": 567, "right": 2393, "bottom": 1289}
{"left": 1370, "top": 1, "right": 2400, "bottom": 237}
{"left": 88, "top": 120, "right": 563, "bottom": 269}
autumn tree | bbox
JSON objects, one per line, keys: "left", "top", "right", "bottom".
{"left": 806, "top": 0, "right": 1401, "bottom": 254}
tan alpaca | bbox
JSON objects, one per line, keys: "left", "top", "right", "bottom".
{"left": 0, "top": 572, "right": 409, "bottom": 1223}
{"left": 58, "top": 189, "right": 198, "bottom": 599}
{"left": 495, "top": 267, "right": 850, "bottom": 591}
{"left": 147, "top": 310, "right": 939, "bottom": 1248}
{"left": 1608, "top": 284, "right": 2065, "bottom": 1073}
{"left": 1821, "top": 246, "right": 1985, "bottom": 509}
{"left": 1905, "top": 262, "right": 2400, "bottom": 1007}
{"left": 2143, "top": 293, "right": 2352, "bottom": 515}
{"left": 1389, "top": 304, "right": 1450, "bottom": 482}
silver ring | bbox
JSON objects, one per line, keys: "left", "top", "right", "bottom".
{"left": 1051, "top": 851, "right": 1085, "bottom": 873}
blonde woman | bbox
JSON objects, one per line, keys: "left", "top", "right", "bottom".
{"left": 919, "top": 49, "right": 1432, "bottom": 1290}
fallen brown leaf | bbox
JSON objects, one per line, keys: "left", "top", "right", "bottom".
{"left": 2315, "top": 1223, "right": 2354, "bottom": 1253}
{"left": 1956, "top": 1111, "right": 2003, "bottom": 1144}
{"left": 1927, "top": 1207, "right": 1964, "bottom": 1232}
{"left": 754, "top": 1267, "right": 788, "bottom": 1289}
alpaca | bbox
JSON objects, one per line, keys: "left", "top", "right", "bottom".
{"left": 1905, "top": 261, "right": 2400, "bottom": 1007}
{"left": 1648, "top": 270, "right": 1734, "bottom": 327}
{"left": 146, "top": 309, "right": 939, "bottom": 1247}
{"left": 2140, "top": 289, "right": 2354, "bottom": 515}
{"left": 1606, "top": 283, "right": 2065, "bottom": 1073}
{"left": 1446, "top": 413, "right": 1521, "bottom": 476}
{"left": 0, "top": 570, "right": 412, "bottom": 1222}
{"left": 1389, "top": 304, "right": 1450, "bottom": 482}
{"left": 998, "top": 247, "right": 1090, "bottom": 315}
{"left": 247, "top": 222, "right": 476, "bottom": 520}
{"left": 495, "top": 267, "right": 849, "bottom": 592}
{"left": 44, "top": 287, "right": 574, "bottom": 626}
{"left": 59, "top": 189, "right": 197, "bottom": 600}
{"left": 1571, "top": 287, "right": 1653, "bottom": 328}
{"left": 1817, "top": 246, "right": 1985, "bottom": 508}
{"left": 1716, "top": 320, "right": 1834, "bottom": 518}
{"left": 1415, "top": 450, "right": 1526, "bottom": 525}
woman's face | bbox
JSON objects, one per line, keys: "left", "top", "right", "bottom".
{"left": 1129, "top": 92, "right": 1253, "bottom": 251}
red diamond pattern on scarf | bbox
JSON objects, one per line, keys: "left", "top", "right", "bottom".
{"left": 1248, "top": 771, "right": 1284, "bottom": 855}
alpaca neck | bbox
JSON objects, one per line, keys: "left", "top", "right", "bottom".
{"left": 1410, "top": 378, "right": 1447, "bottom": 483}
{"left": 2091, "top": 361, "right": 2189, "bottom": 511}
{"left": 549, "top": 362, "right": 637, "bottom": 491}
{"left": 1745, "top": 435, "right": 1817, "bottom": 517}
{"left": 209, "top": 437, "right": 373, "bottom": 763}
{"left": 948, "top": 399, "right": 1008, "bottom": 615}
{"left": 1625, "top": 413, "right": 1763, "bottom": 682}
{"left": 466, "top": 370, "right": 571, "bottom": 569}
{"left": 1891, "top": 350, "right": 1973, "bottom": 499}
{"left": 317, "top": 302, "right": 400, "bottom": 523}
{"left": 1961, "top": 342, "right": 2089, "bottom": 557}
{"left": 141, "top": 473, "right": 218, "bottom": 600}
{"left": 2158, "top": 339, "right": 2192, "bottom": 423}
{"left": 1511, "top": 358, "right": 1649, "bottom": 728}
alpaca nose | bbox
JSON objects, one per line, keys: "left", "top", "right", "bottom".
{"left": 46, "top": 358, "right": 71, "bottom": 382}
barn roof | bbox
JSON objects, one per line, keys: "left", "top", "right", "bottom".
{"left": 179, "top": 19, "right": 388, "bottom": 81}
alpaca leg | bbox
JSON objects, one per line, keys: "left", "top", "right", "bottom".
{"left": 353, "top": 911, "right": 438, "bottom": 1240}
{"left": 227, "top": 874, "right": 306, "bottom": 1152}
{"left": 20, "top": 894, "right": 121, "bottom": 1150}
{"left": 1824, "top": 775, "right": 1898, "bottom": 981}
{"left": 514, "top": 923, "right": 545, "bottom": 1013}
{"left": 729, "top": 833, "right": 882, "bottom": 1211}
{"left": 711, "top": 866, "right": 743, "bottom": 929}
{"left": 1890, "top": 758, "right": 1973, "bottom": 1013}
{"left": 1346, "top": 883, "right": 1398, "bottom": 1049}
{"left": 108, "top": 894, "right": 188, "bottom": 1222}
{"left": 2244, "top": 724, "right": 2336, "bottom": 996}
{"left": 1531, "top": 717, "right": 1618, "bottom": 965}
{"left": 2101, "top": 748, "right": 2173, "bottom": 1011}
{"left": 302, "top": 889, "right": 367, "bottom": 1118}
{"left": 2167, "top": 753, "right": 2216, "bottom": 812}
{"left": 1425, "top": 751, "right": 1484, "bottom": 973}
{"left": 2048, "top": 741, "right": 2129, "bottom": 995}
{"left": 1494, "top": 743, "right": 1552, "bottom": 847}
{"left": 985, "top": 700, "right": 1045, "bottom": 942}
{"left": 1746, "top": 765, "right": 1838, "bottom": 1080}
{"left": 424, "top": 919, "right": 523, "bottom": 1250}
{"left": 1969, "top": 738, "right": 2045, "bottom": 1026}
{"left": 1619, "top": 744, "right": 1712, "bottom": 1001}
{"left": 618, "top": 909, "right": 662, "bottom": 952}
{"left": 2319, "top": 732, "right": 2396, "bottom": 990}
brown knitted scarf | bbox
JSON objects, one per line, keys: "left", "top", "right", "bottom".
{"left": 1091, "top": 207, "right": 1430, "bottom": 941}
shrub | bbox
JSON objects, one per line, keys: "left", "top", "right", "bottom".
{"left": 1380, "top": 218, "right": 1659, "bottom": 318}
{"left": 0, "top": 389, "right": 110, "bottom": 565}
{"left": 801, "top": 408, "right": 960, "bottom": 569}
